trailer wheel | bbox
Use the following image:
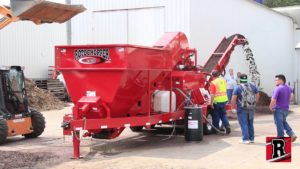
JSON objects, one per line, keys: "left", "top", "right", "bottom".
{"left": 130, "top": 126, "right": 143, "bottom": 132}
{"left": 203, "top": 109, "right": 213, "bottom": 135}
{"left": 24, "top": 110, "right": 45, "bottom": 138}
{"left": 0, "top": 119, "right": 8, "bottom": 144}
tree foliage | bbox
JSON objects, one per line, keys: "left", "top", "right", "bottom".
{"left": 264, "top": 0, "right": 300, "bottom": 7}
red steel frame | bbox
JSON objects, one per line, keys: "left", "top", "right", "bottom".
{"left": 55, "top": 32, "right": 247, "bottom": 158}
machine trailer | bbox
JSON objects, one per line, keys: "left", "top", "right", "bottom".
{"left": 56, "top": 32, "right": 249, "bottom": 158}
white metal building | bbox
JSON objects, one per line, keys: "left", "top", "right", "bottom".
{"left": 275, "top": 5, "right": 300, "bottom": 103}
{"left": 0, "top": 0, "right": 67, "bottom": 79}
{"left": 0, "top": 0, "right": 298, "bottom": 99}
{"left": 70, "top": 0, "right": 297, "bottom": 97}
{"left": 0, "top": 22, "right": 66, "bottom": 78}
{"left": 297, "top": 42, "right": 300, "bottom": 103}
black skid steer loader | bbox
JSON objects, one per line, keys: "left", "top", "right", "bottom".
{"left": 0, "top": 66, "right": 45, "bottom": 143}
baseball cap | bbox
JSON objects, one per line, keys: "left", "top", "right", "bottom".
{"left": 240, "top": 74, "right": 248, "bottom": 83}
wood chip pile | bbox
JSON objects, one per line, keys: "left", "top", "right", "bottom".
{"left": 25, "top": 79, "right": 65, "bottom": 111}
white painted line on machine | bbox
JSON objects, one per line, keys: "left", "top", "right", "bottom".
{"left": 75, "top": 127, "right": 83, "bottom": 131}
{"left": 179, "top": 117, "right": 182, "bottom": 119}
{"left": 124, "top": 124, "right": 130, "bottom": 127}
{"left": 15, "top": 114, "right": 22, "bottom": 118}
{"left": 13, "top": 118, "right": 25, "bottom": 123}
{"left": 169, "top": 119, "right": 173, "bottom": 121}
{"left": 146, "top": 122, "right": 151, "bottom": 126}
{"left": 158, "top": 120, "right": 162, "bottom": 123}
{"left": 101, "top": 125, "right": 108, "bottom": 129}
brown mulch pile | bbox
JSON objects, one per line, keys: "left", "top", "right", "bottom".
{"left": 0, "top": 151, "right": 58, "bottom": 169}
{"left": 256, "top": 106, "right": 271, "bottom": 114}
{"left": 25, "top": 79, "right": 65, "bottom": 111}
{"left": 256, "top": 91, "right": 272, "bottom": 114}
{"left": 257, "top": 91, "right": 271, "bottom": 106}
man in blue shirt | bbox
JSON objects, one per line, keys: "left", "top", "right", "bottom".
{"left": 231, "top": 74, "right": 259, "bottom": 144}
{"left": 225, "top": 68, "right": 236, "bottom": 103}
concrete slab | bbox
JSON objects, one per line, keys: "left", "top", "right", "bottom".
{"left": 1, "top": 105, "right": 300, "bottom": 169}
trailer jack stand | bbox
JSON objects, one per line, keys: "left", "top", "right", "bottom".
{"left": 72, "top": 130, "right": 82, "bottom": 159}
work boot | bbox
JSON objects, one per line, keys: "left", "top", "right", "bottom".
{"left": 219, "top": 128, "right": 225, "bottom": 132}
{"left": 291, "top": 135, "right": 297, "bottom": 142}
{"left": 225, "top": 127, "right": 231, "bottom": 134}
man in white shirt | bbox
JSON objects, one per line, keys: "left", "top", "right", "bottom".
{"left": 225, "top": 68, "right": 236, "bottom": 103}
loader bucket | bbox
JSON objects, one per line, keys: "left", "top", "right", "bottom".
{"left": 10, "top": 0, "right": 86, "bottom": 24}
{"left": 0, "top": 5, "right": 17, "bottom": 30}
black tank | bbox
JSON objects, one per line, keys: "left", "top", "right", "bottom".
{"left": 184, "top": 106, "right": 203, "bottom": 141}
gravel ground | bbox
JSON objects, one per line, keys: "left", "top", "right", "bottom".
{"left": 0, "top": 151, "right": 58, "bottom": 169}
{"left": 1, "top": 105, "right": 300, "bottom": 169}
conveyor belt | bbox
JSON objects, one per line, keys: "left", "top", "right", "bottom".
{"left": 202, "top": 35, "right": 236, "bottom": 73}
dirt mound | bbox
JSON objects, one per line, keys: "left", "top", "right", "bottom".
{"left": 256, "top": 106, "right": 271, "bottom": 114}
{"left": 256, "top": 91, "right": 271, "bottom": 114}
{"left": 26, "top": 79, "right": 65, "bottom": 111}
{"left": 257, "top": 91, "right": 271, "bottom": 106}
{"left": 0, "top": 151, "right": 58, "bottom": 169}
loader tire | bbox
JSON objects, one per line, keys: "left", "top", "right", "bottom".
{"left": 0, "top": 119, "right": 8, "bottom": 144}
{"left": 130, "top": 126, "right": 143, "bottom": 132}
{"left": 24, "top": 111, "right": 45, "bottom": 138}
{"left": 203, "top": 109, "right": 213, "bottom": 135}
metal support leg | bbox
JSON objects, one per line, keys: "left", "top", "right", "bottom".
{"left": 72, "top": 130, "right": 81, "bottom": 159}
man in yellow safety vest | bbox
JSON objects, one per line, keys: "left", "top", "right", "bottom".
{"left": 209, "top": 70, "right": 231, "bottom": 134}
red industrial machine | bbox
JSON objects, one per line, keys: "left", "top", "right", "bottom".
{"left": 55, "top": 32, "right": 247, "bottom": 158}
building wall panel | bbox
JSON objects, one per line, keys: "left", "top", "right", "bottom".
{"left": 0, "top": 22, "right": 66, "bottom": 78}
{"left": 190, "top": 0, "right": 295, "bottom": 95}
{"left": 71, "top": 0, "right": 295, "bottom": 96}
{"left": 71, "top": 0, "right": 189, "bottom": 45}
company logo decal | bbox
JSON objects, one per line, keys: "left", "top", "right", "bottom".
{"left": 266, "top": 137, "right": 291, "bottom": 162}
{"left": 74, "top": 48, "right": 110, "bottom": 64}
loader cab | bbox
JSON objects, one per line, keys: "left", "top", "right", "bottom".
{"left": 0, "top": 66, "right": 28, "bottom": 118}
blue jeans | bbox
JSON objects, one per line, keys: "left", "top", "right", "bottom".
{"left": 237, "top": 108, "right": 254, "bottom": 141}
{"left": 227, "top": 89, "right": 234, "bottom": 103}
{"left": 212, "top": 102, "right": 230, "bottom": 129}
{"left": 273, "top": 109, "right": 295, "bottom": 137}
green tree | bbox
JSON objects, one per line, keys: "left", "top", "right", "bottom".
{"left": 264, "top": 0, "right": 300, "bottom": 7}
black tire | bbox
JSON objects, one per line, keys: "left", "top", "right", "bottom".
{"left": 24, "top": 110, "right": 45, "bottom": 138}
{"left": 130, "top": 126, "right": 143, "bottom": 132}
{"left": 0, "top": 119, "right": 8, "bottom": 144}
{"left": 203, "top": 109, "right": 213, "bottom": 135}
